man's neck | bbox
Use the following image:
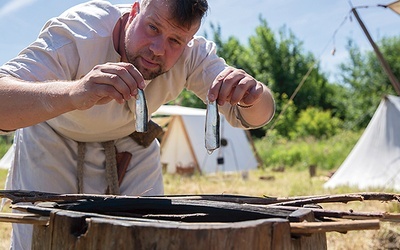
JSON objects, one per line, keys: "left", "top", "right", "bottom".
{"left": 113, "top": 13, "right": 130, "bottom": 62}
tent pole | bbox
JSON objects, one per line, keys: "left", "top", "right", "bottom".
{"left": 244, "top": 131, "right": 263, "bottom": 168}
{"left": 351, "top": 7, "right": 400, "bottom": 95}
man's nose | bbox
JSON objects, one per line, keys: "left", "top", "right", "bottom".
{"left": 149, "top": 36, "right": 165, "bottom": 56}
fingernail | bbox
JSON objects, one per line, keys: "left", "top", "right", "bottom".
{"left": 132, "top": 89, "right": 138, "bottom": 97}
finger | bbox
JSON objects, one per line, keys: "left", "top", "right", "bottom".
{"left": 240, "top": 82, "right": 264, "bottom": 105}
{"left": 217, "top": 70, "right": 247, "bottom": 105}
{"left": 97, "top": 71, "right": 132, "bottom": 101}
{"left": 208, "top": 67, "right": 235, "bottom": 103}
{"left": 100, "top": 63, "right": 143, "bottom": 99}
{"left": 229, "top": 76, "right": 257, "bottom": 105}
{"left": 121, "top": 63, "right": 145, "bottom": 90}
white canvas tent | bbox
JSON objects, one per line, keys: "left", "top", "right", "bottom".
{"left": 154, "top": 105, "right": 260, "bottom": 174}
{"left": 324, "top": 95, "right": 400, "bottom": 191}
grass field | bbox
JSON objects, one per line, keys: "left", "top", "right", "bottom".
{"left": 1, "top": 168, "right": 399, "bottom": 249}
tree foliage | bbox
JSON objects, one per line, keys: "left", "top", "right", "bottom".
{"left": 176, "top": 18, "right": 400, "bottom": 139}
{"left": 294, "top": 107, "right": 342, "bottom": 139}
{"left": 209, "top": 17, "right": 341, "bottom": 138}
{"left": 245, "top": 18, "right": 335, "bottom": 112}
{"left": 338, "top": 36, "right": 400, "bottom": 129}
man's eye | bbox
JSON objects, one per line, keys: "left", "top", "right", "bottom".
{"left": 149, "top": 24, "right": 157, "bottom": 32}
{"left": 171, "top": 39, "right": 181, "bottom": 45}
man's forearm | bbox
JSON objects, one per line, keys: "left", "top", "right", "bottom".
{"left": 0, "top": 77, "right": 74, "bottom": 131}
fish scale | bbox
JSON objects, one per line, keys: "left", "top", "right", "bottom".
{"left": 205, "top": 99, "right": 220, "bottom": 154}
{"left": 135, "top": 89, "right": 148, "bottom": 133}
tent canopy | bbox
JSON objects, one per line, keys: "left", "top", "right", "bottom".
{"left": 154, "top": 105, "right": 259, "bottom": 174}
{"left": 324, "top": 95, "right": 400, "bottom": 191}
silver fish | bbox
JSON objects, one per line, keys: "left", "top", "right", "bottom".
{"left": 205, "top": 99, "right": 220, "bottom": 154}
{"left": 135, "top": 89, "right": 148, "bottom": 132}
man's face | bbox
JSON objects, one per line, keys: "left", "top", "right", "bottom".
{"left": 124, "top": 0, "right": 200, "bottom": 80}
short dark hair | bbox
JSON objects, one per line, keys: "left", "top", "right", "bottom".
{"left": 172, "top": 0, "right": 208, "bottom": 29}
{"left": 142, "top": 0, "right": 208, "bottom": 29}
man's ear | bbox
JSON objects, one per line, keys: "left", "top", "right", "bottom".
{"left": 128, "top": 2, "right": 140, "bottom": 22}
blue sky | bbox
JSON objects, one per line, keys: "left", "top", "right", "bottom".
{"left": 0, "top": 0, "right": 398, "bottom": 82}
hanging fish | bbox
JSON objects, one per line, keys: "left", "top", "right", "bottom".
{"left": 135, "top": 89, "right": 148, "bottom": 133}
{"left": 205, "top": 98, "right": 220, "bottom": 154}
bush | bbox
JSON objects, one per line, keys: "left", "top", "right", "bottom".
{"left": 0, "top": 134, "right": 13, "bottom": 158}
{"left": 294, "top": 107, "right": 342, "bottom": 139}
{"left": 265, "top": 98, "right": 343, "bottom": 140}
{"left": 255, "top": 130, "right": 362, "bottom": 171}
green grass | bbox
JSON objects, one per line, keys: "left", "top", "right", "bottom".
{"left": 254, "top": 130, "right": 363, "bottom": 171}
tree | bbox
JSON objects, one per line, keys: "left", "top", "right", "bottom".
{"left": 208, "top": 23, "right": 251, "bottom": 71}
{"left": 338, "top": 36, "right": 400, "bottom": 129}
{"left": 203, "top": 18, "right": 344, "bottom": 138}
{"left": 246, "top": 18, "right": 334, "bottom": 112}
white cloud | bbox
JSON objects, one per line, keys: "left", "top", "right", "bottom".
{"left": 0, "top": 0, "right": 38, "bottom": 18}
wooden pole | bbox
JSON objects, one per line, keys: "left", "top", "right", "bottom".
{"left": 0, "top": 212, "right": 49, "bottom": 225}
{"left": 290, "top": 219, "right": 380, "bottom": 235}
{"left": 351, "top": 7, "right": 400, "bottom": 95}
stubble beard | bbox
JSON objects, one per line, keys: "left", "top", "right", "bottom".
{"left": 125, "top": 46, "right": 165, "bottom": 81}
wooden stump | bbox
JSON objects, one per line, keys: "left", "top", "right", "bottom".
{"left": 26, "top": 196, "right": 328, "bottom": 250}
{"left": 33, "top": 211, "right": 294, "bottom": 250}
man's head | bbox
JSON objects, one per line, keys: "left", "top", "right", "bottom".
{"left": 141, "top": 0, "right": 208, "bottom": 29}
{"left": 123, "top": 0, "right": 208, "bottom": 80}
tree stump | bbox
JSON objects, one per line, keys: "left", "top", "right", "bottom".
{"left": 25, "top": 196, "right": 328, "bottom": 250}
{"left": 32, "top": 211, "right": 294, "bottom": 250}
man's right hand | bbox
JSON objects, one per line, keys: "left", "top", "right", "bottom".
{"left": 0, "top": 62, "right": 145, "bottom": 131}
{"left": 71, "top": 62, "right": 145, "bottom": 110}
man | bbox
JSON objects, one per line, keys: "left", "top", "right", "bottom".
{"left": 0, "top": 0, "right": 275, "bottom": 248}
